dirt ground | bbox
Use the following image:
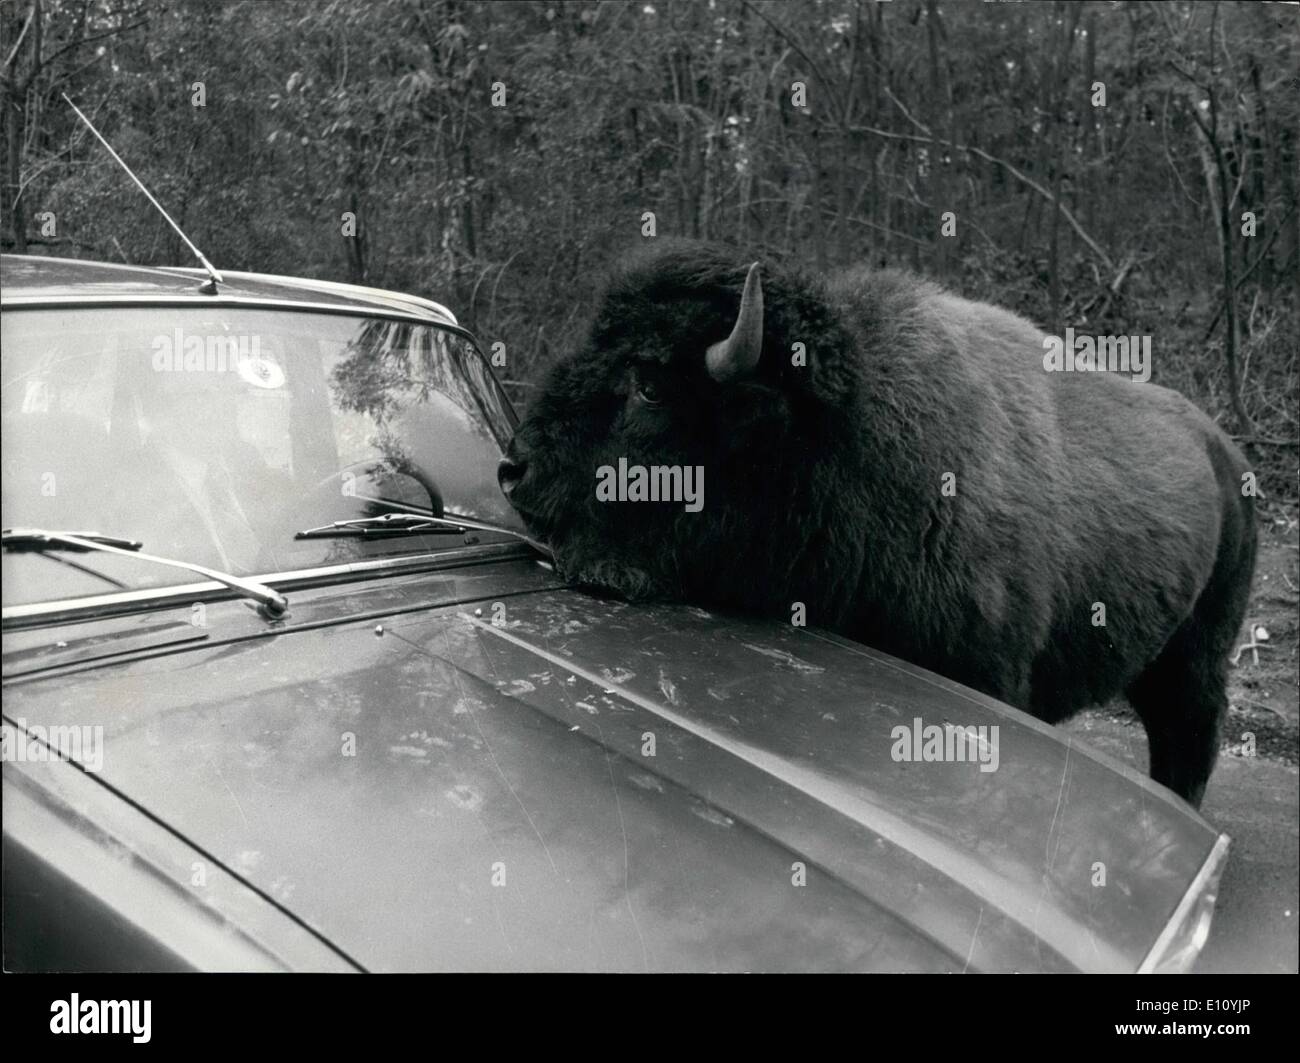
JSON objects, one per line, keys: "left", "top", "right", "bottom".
{"left": 1063, "top": 502, "right": 1300, "bottom": 973}
{"left": 1224, "top": 506, "right": 1300, "bottom": 765}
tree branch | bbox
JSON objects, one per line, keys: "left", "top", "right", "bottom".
{"left": 740, "top": 0, "right": 848, "bottom": 126}
{"left": 37, "top": 17, "right": 149, "bottom": 74}
{"left": 848, "top": 123, "right": 1115, "bottom": 269}
{"left": 1202, "top": 201, "right": 1299, "bottom": 340}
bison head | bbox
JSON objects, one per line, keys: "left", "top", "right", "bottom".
{"left": 499, "top": 241, "right": 863, "bottom": 615}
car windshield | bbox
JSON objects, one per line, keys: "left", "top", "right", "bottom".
{"left": 1, "top": 306, "right": 523, "bottom": 606}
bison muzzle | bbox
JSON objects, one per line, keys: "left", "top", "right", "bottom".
{"left": 500, "top": 241, "right": 1258, "bottom": 807}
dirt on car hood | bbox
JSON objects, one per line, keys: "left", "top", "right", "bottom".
{"left": 2, "top": 556, "right": 1222, "bottom": 971}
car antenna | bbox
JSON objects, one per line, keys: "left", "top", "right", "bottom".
{"left": 61, "top": 93, "right": 224, "bottom": 294}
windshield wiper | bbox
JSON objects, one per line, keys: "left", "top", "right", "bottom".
{"left": 294, "top": 511, "right": 552, "bottom": 559}
{"left": 0, "top": 530, "right": 144, "bottom": 552}
{"left": 2, "top": 527, "right": 289, "bottom": 619}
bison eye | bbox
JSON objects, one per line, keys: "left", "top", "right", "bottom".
{"left": 635, "top": 379, "right": 664, "bottom": 406}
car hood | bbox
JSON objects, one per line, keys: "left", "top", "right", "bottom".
{"left": 2, "top": 557, "right": 1221, "bottom": 971}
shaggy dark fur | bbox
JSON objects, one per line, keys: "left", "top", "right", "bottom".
{"left": 500, "top": 240, "right": 1258, "bottom": 806}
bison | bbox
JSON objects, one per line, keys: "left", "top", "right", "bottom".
{"left": 498, "top": 241, "right": 1257, "bottom": 806}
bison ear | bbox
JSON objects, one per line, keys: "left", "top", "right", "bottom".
{"left": 706, "top": 262, "right": 764, "bottom": 382}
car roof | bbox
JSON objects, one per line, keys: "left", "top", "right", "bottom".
{"left": 0, "top": 253, "right": 459, "bottom": 327}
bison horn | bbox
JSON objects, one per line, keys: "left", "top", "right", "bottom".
{"left": 706, "top": 262, "right": 764, "bottom": 382}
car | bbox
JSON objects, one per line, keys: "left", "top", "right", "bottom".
{"left": 1, "top": 252, "right": 1228, "bottom": 973}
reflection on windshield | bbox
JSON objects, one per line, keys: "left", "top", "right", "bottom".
{"left": 1, "top": 307, "right": 522, "bottom": 605}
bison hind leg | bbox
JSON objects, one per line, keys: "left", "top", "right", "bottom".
{"left": 1126, "top": 530, "right": 1255, "bottom": 808}
{"left": 1126, "top": 633, "right": 1228, "bottom": 808}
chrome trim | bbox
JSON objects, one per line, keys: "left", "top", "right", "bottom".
{"left": 0, "top": 293, "right": 451, "bottom": 330}
{"left": 164, "top": 267, "right": 458, "bottom": 325}
{"left": 1136, "top": 832, "right": 1231, "bottom": 973}
{"left": 1, "top": 258, "right": 456, "bottom": 325}
{"left": 1, "top": 541, "right": 535, "bottom": 628}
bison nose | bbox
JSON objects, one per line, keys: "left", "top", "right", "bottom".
{"left": 497, "top": 456, "right": 528, "bottom": 497}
